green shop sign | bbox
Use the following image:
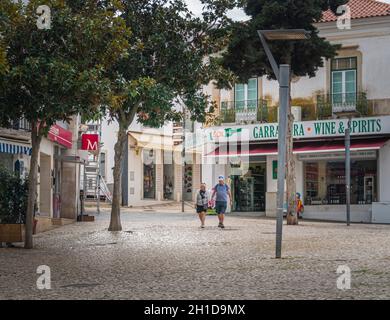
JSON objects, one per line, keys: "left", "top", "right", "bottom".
{"left": 206, "top": 116, "right": 389, "bottom": 143}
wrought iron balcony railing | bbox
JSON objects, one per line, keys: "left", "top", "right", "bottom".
{"left": 220, "top": 99, "right": 269, "bottom": 124}
{"left": 316, "top": 92, "right": 370, "bottom": 119}
{"left": 11, "top": 118, "right": 32, "bottom": 131}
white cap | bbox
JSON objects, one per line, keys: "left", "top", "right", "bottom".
{"left": 218, "top": 175, "right": 224, "bottom": 180}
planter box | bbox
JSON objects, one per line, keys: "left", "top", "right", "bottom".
{"left": 81, "top": 215, "right": 95, "bottom": 222}
{"left": 0, "top": 224, "right": 25, "bottom": 243}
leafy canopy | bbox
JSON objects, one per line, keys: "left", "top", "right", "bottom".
{"left": 0, "top": 0, "right": 130, "bottom": 132}
{"left": 220, "top": 0, "right": 349, "bottom": 83}
{"left": 106, "top": 0, "right": 239, "bottom": 127}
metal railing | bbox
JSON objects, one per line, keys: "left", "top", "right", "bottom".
{"left": 10, "top": 118, "right": 32, "bottom": 131}
{"left": 220, "top": 99, "right": 269, "bottom": 124}
{"left": 316, "top": 92, "right": 370, "bottom": 119}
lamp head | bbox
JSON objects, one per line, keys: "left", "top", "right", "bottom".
{"left": 257, "top": 29, "right": 310, "bottom": 41}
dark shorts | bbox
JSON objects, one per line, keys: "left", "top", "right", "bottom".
{"left": 215, "top": 201, "right": 227, "bottom": 214}
{"left": 196, "top": 205, "right": 207, "bottom": 213}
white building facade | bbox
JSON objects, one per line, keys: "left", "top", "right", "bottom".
{"left": 202, "top": 0, "right": 390, "bottom": 222}
{"left": 101, "top": 116, "right": 203, "bottom": 206}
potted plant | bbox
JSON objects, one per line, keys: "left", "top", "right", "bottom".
{"left": 0, "top": 167, "right": 28, "bottom": 243}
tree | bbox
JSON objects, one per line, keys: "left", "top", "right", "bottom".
{"left": 220, "top": 0, "right": 348, "bottom": 225}
{"left": 0, "top": 2, "right": 10, "bottom": 75}
{"left": 0, "top": 0, "right": 130, "bottom": 248}
{"left": 106, "top": 0, "right": 238, "bottom": 231}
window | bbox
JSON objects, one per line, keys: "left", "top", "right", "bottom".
{"left": 304, "top": 159, "right": 377, "bottom": 205}
{"left": 331, "top": 57, "right": 357, "bottom": 108}
{"left": 234, "top": 78, "right": 258, "bottom": 109}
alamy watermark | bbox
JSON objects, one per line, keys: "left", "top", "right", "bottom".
{"left": 36, "top": 5, "right": 51, "bottom": 30}
{"left": 336, "top": 265, "right": 351, "bottom": 290}
{"left": 337, "top": 5, "right": 351, "bottom": 30}
{"left": 36, "top": 265, "right": 51, "bottom": 290}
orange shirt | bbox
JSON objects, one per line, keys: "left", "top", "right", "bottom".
{"left": 296, "top": 199, "right": 303, "bottom": 212}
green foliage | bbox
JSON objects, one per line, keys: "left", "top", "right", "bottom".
{"left": 0, "top": 167, "right": 28, "bottom": 224}
{"left": 220, "top": 0, "right": 349, "bottom": 83}
{"left": 106, "top": 0, "right": 239, "bottom": 127}
{"left": 0, "top": 45, "right": 7, "bottom": 75}
{"left": 291, "top": 97, "right": 316, "bottom": 121}
{"left": 0, "top": 0, "right": 130, "bottom": 131}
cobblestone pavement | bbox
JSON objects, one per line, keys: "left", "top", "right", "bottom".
{"left": 1, "top": 208, "right": 390, "bottom": 300}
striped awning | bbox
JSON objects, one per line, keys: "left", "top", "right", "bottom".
{"left": 0, "top": 140, "right": 32, "bottom": 155}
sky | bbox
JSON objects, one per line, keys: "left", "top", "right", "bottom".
{"left": 185, "top": 0, "right": 390, "bottom": 21}
{"left": 184, "top": 0, "right": 249, "bottom": 21}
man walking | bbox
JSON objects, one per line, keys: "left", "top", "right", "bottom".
{"left": 211, "top": 176, "right": 232, "bottom": 229}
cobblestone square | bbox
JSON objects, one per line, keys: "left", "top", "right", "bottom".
{"left": 1, "top": 209, "right": 390, "bottom": 299}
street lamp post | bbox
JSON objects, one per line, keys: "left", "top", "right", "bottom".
{"left": 345, "top": 119, "right": 351, "bottom": 226}
{"left": 333, "top": 110, "right": 358, "bottom": 226}
{"left": 182, "top": 107, "right": 186, "bottom": 213}
{"left": 257, "top": 29, "right": 310, "bottom": 259}
{"left": 332, "top": 109, "right": 359, "bottom": 226}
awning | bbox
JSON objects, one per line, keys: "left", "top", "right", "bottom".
{"left": 208, "top": 143, "right": 277, "bottom": 157}
{"left": 128, "top": 131, "right": 201, "bottom": 154}
{"left": 295, "top": 138, "right": 388, "bottom": 154}
{"left": 128, "top": 131, "right": 176, "bottom": 152}
{"left": 0, "top": 139, "right": 32, "bottom": 155}
{"left": 207, "top": 138, "right": 389, "bottom": 157}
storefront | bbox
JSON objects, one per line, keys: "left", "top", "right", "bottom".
{"left": 39, "top": 124, "right": 73, "bottom": 218}
{"left": 0, "top": 139, "right": 32, "bottom": 177}
{"left": 204, "top": 116, "right": 390, "bottom": 221}
{"left": 127, "top": 131, "right": 181, "bottom": 204}
{"left": 125, "top": 130, "right": 202, "bottom": 204}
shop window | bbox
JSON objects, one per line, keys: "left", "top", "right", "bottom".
{"left": 183, "top": 164, "right": 193, "bottom": 201}
{"left": 304, "top": 160, "right": 377, "bottom": 205}
{"left": 305, "top": 162, "right": 319, "bottom": 205}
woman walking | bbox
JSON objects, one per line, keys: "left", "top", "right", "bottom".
{"left": 196, "top": 183, "right": 209, "bottom": 228}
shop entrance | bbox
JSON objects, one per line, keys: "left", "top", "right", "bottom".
{"left": 39, "top": 153, "right": 52, "bottom": 216}
{"left": 163, "top": 150, "right": 174, "bottom": 200}
{"left": 231, "top": 162, "right": 266, "bottom": 212}
{"left": 143, "top": 149, "right": 156, "bottom": 199}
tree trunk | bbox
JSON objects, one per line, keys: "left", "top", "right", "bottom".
{"left": 286, "top": 106, "right": 298, "bottom": 225}
{"left": 108, "top": 122, "right": 128, "bottom": 231}
{"left": 25, "top": 121, "right": 42, "bottom": 249}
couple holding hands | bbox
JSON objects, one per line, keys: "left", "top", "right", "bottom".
{"left": 195, "top": 176, "right": 232, "bottom": 229}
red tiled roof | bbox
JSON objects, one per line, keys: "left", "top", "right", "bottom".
{"left": 320, "top": 0, "right": 390, "bottom": 22}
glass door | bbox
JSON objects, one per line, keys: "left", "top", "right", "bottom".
{"left": 234, "top": 78, "right": 258, "bottom": 109}
{"left": 331, "top": 57, "right": 357, "bottom": 111}
{"left": 231, "top": 162, "right": 266, "bottom": 212}
{"left": 332, "top": 70, "right": 356, "bottom": 107}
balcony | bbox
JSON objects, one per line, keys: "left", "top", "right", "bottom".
{"left": 216, "top": 93, "right": 371, "bottom": 125}
{"left": 316, "top": 92, "right": 370, "bottom": 119}
{"left": 0, "top": 118, "right": 31, "bottom": 140}
{"left": 220, "top": 99, "right": 271, "bottom": 124}
{"left": 11, "top": 119, "right": 32, "bottom": 131}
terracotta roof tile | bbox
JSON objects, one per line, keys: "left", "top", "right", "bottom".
{"left": 320, "top": 0, "right": 390, "bottom": 22}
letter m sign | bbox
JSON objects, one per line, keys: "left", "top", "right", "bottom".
{"left": 81, "top": 134, "right": 99, "bottom": 151}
